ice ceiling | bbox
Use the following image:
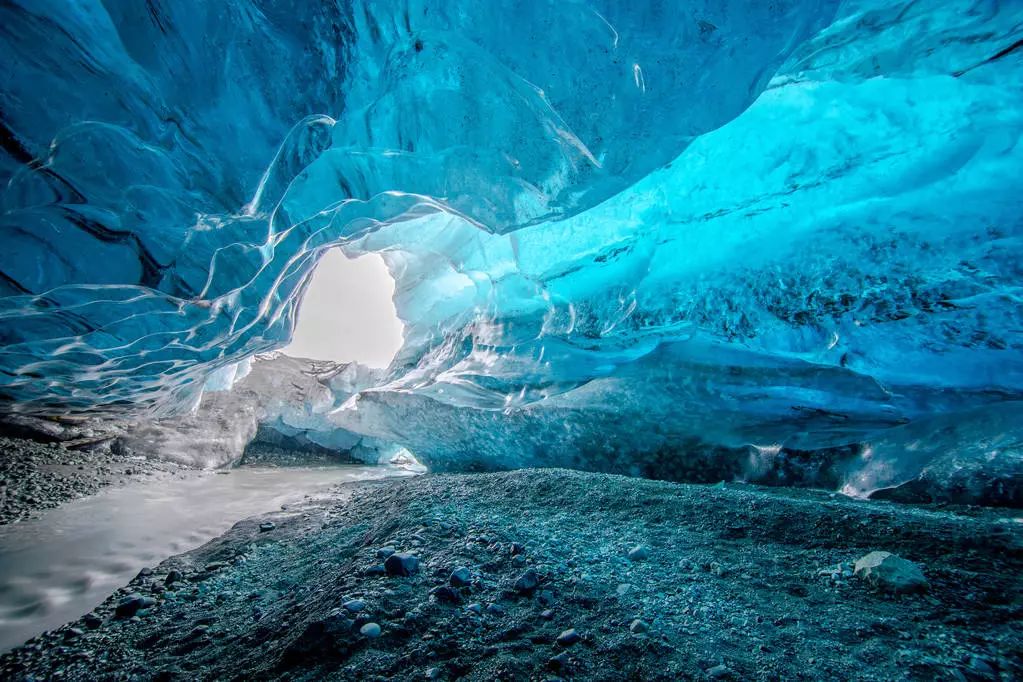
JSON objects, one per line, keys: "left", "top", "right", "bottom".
{"left": 1, "top": 0, "right": 1022, "bottom": 496}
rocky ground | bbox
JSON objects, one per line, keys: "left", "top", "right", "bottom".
{"left": 0, "top": 437, "right": 190, "bottom": 525}
{"left": 239, "top": 441, "right": 359, "bottom": 468}
{"left": 0, "top": 424, "right": 358, "bottom": 527}
{"left": 1, "top": 469, "right": 1021, "bottom": 681}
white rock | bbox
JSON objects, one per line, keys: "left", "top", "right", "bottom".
{"left": 853, "top": 551, "right": 928, "bottom": 594}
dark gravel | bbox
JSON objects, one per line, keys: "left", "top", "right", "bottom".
{"left": 2, "top": 469, "right": 1021, "bottom": 681}
{"left": 0, "top": 437, "right": 186, "bottom": 525}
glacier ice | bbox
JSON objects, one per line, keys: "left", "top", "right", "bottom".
{"left": 118, "top": 354, "right": 399, "bottom": 468}
{"left": 1, "top": 0, "right": 1022, "bottom": 500}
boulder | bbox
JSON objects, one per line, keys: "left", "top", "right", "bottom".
{"left": 513, "top": 569, "right": 540, "bottom": 594}
{"left": 449, "top": 566, "right": 472, "bottom": 587}
{"left": 853, "top": 551, "right": 928, "bottom": 594}
{"left": 114, "top": 593, "right": 156, "bottom": 619}
{"left": 384, "top": 553, "right": 420, "bottom": 577}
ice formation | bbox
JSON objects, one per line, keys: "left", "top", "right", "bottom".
{"left": 1, "top": 1, "right": 1022, "bottom": 500}
{"left": 120, "top": 354, "right": 399, "bottom": 468}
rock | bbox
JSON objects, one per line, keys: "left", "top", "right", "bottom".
{"left": 431, "top": 586, "right": 460, "bottom": 604}
{"left": 466, "top": 603, "right": 482, "bottom": 614}
{"left": 556, "top": 628, "right": 581, "bottom": 646}
{"left": 376, "top": 546, "right": 396, "bottom": 559}
{"left": 360, "top": 622, "right": 382, "bottom": 638}
{"left": 204, "top": 561, "right": 227, "bottom": 572}
{"left": 384, "top": 553, "right": 420, "bottom": 577}
{"left": 509, "top": 542, "right": 525, "bottom": 555}
{"left": 706, "top": 664, "right": 733, "bottom": 679}
{"left": 115, "top": 593, "right": 156, "bottom": 619}
{"left": 342, "top": 599, "right": 366, "bottom": 613}
{"left": 364, "top": 564, "right": 387, "bottom": 577}
{"left": 548, "top": 651, "right": 571, "bottom": 672}
{"left": 853, "top": 551, "right": 928, "bottom": 594}
{"left": 82, "top": 613, "right": 102, "bottom": 630}
{"left": 628, "top": 545, "right": 650, "bottom": 561}
{"left": 968, "top": 656, "right": 996, "bottom": 679}
{"left": 259, "top": 521, "right": 276, "bottom": 532}
{"left": 485, "top": 603, "right": 506, "bottom": 616}
{"left": 537, "top": 589, "right": 555, "bottom": 606}
{"left": 425, "top": 667, "right": 442, "bottom": 680}
{"left": 164, "top": 570, "right": 182, "bottom": 587}
{"left": 541, "top": 609, "right": 555, "bottom": 620}
{"left": 513, "top": 568, "right": 540, "bottom": 594}
{"left": 630, "top": 619, "right": 649, "bottom": 634}
{"left": 449, "top": 566, "right": 472, "bottom": 587}
{"left": 188, "top": 624, "right": 210, "bottom": 638}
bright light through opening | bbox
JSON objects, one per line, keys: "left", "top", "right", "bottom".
{"left": 283, "top": 250, "right": 404, "bottom": 368}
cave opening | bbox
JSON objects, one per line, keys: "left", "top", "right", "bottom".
{"left": 283, "top": 248, "right": 404, "bottom": 368}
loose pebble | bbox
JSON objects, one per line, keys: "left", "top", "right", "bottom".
{"left": 449, "top": 566, "right": 471, "bottom": 587}
{"left": 384, "top": 553, "right": 420, "bottom": 577}
{"left": 514, "top": 569, "right": 539, "bottom": 594}
{"left": 630, "top": 619, "right": 649, "bottom": 634}
{"left": 556, "top": 629, "right": 581, "bottom": 646}
{"left": 628, "top": 545, "right": 650, "bottom": 562}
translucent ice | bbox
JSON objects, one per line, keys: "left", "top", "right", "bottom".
{"left": 1, "top": 1, "right": 1021, "bottom": 498}
{"left": 120, "top": 354, "right": 398, "bottom": 468}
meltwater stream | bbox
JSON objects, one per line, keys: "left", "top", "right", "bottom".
{"left": 0, "top": 465, "right": 417, "bottom": 652}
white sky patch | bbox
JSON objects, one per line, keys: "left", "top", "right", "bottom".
{"left": 284, "top": 249, "right": 404, "bottom": 368}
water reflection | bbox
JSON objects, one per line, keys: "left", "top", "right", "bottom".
{"left": 0, "top": 465, "right": 415, "bottom": 652}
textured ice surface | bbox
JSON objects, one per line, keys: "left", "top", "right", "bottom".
{"left": 111, "top": 354, "right": 398, "bottom": 468}
{"left": 1, "top": 1, "right": 1022, "bottom": 498}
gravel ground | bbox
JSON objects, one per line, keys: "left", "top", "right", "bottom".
{"left": 2, "top": 469, "right": 1021, "bottom": 681}
{"left": 0, "top": 437, "right": 190, "bottom": 525}
{"left": 239, "top": 441, "right": 359, "bottom": 468}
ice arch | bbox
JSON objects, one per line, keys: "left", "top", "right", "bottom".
{"left": 0, "top": 0, "right": 1022, "bottom": 501}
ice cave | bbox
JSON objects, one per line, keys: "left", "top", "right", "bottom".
{"left": 0, "top": 1, "right": 1021, "bottom": 680}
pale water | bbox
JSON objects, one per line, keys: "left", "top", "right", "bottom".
{"left": 0, "top": 465, "right": 415, "bottom": 652}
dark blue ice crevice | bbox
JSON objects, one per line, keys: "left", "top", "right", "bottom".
{"left": 1, "top": 0, "right": 1022, "bottom": 498}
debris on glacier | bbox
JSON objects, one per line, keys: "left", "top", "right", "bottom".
{"left": 3, "top": 470, "right": 1019, "bottom": 680}
{"left": 853, "top": 551, "right": 929, "bottom": 595}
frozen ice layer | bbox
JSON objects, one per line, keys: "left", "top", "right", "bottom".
{"left": 1, "top": 1, "right": 1022, "bottom": 500}
{"left": 118, "top": 354, "right": 399, "bottom": 468}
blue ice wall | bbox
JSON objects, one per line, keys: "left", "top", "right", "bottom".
{"left": 1, "top": 1, "right": 1022, "bottom": 495}
{"left": 0, "top": 0, "right": 836, "bottom": 409}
